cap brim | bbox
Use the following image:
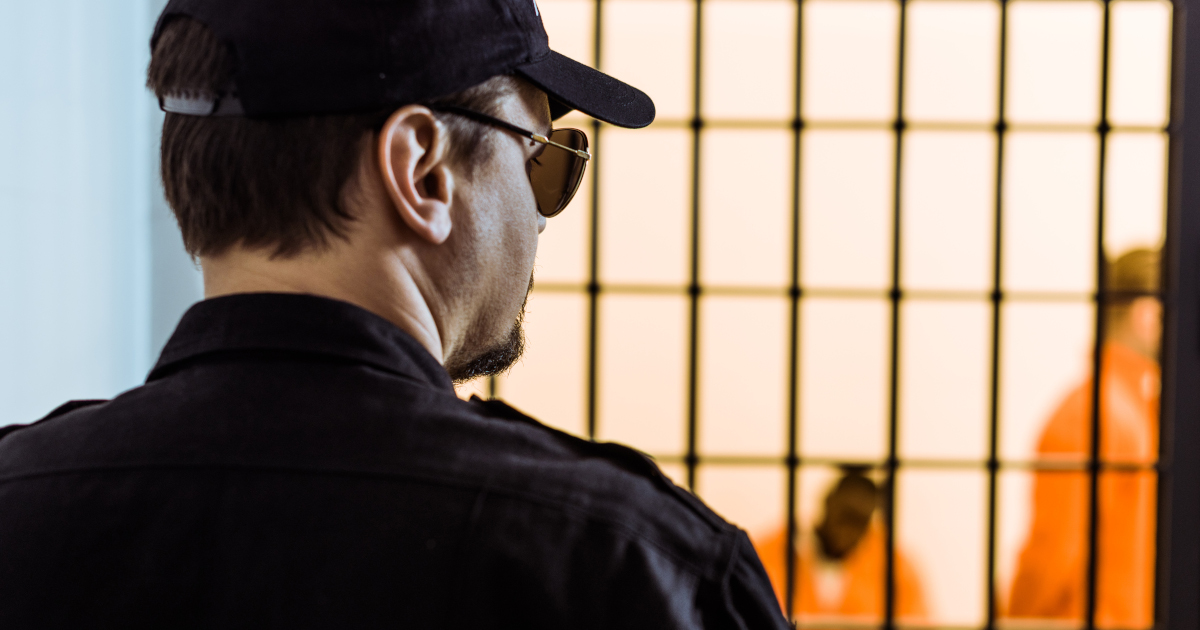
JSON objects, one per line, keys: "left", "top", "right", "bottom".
{"left": 515, "top": 51, "right": 655, "bottom": 129}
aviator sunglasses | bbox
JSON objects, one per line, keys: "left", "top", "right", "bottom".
{"left": 430, "top": 105, "right": 591, "bottom": 218}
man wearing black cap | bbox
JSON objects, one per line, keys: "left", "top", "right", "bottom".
{"left": 0, "top": 1, "right": 787, "bottom": 628}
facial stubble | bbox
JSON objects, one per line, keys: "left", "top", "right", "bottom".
{"left": 446, "top": 274, "right": 534, "bottom": 384}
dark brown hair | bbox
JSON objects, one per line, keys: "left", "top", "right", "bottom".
{"left": 1104, "top": 247, "right": 1161, "bottom": 325}
{"left": 1106, "top": 248, "right": 1160, "bottom": 299}
{"left": 148, "top": 17, "right": 518, "bottom": 258}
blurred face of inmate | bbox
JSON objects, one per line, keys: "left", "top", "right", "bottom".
{"left": 814, "top": 475, "right": 878, "bottom": 561}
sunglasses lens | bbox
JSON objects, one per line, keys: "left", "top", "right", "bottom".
{"left": 530, "top": 129, "right": 588, "bottom": 218}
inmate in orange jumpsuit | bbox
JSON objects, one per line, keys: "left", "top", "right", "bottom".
{"left": 755, "top": 522, "right": 927, "bottom": 622}
{"left": 1007, "top": 342, "right": 1159, "bottom": 628}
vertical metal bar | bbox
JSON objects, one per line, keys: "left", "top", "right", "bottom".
{"left": 1084, "top": 3, "right": 1113, "bottom": 629}
{"left": 784, "top": 0, "right": 806, "bottom": 620}
{"left": 487, "top": 375, "right": 496, "bottom": 399}
{"left": 685, "top": 0, "right": 704, "bottom": 491}
{"left": 984, "top": 2, "right": 1010, "bottom": 629}
{"left": 1159, "top": 1, "right": 1200, "bottom": 626}
{"left": 883, "top": 0, "right": 909, "bottom": 628}
{"left": 585, "top": 0, "right": 604, "bottom": 441}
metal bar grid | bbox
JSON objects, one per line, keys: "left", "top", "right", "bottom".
{"left": 513, "top": 0, "right": 1190, "bottom": 627}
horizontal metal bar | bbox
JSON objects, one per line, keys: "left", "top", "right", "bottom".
{"left": 793, "top": 624, "right": 1154, "bottom": 630}
{"left": 627, "top": 118, "right": 1167, "bottom": 134}
{"left": 649, "top": 453, "right": 1161, "bottom": 472}
{"left": 797, "top": 624, "right": 1150, "bottom": 630}
{"left": 532, "top": 283, "right": 1157, "bottom": 302}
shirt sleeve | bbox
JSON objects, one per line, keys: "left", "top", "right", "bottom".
{"left": 700, "top": 530, "right": 793, "bottom": 630}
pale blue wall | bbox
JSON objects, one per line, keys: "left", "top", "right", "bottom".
{"left": 0, "top": 0, "right": 201, "bottom": 425}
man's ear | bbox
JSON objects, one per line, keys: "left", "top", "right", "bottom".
{"left": 377, "top": 106, "right": 455, "bottom": 244}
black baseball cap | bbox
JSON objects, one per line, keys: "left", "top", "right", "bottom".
{"left": 151, "top": 0, "right": 655, "bottom": 128}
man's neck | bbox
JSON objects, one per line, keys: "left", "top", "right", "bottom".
{"left": 200, "top": 246, "right": 446, "bottom": 364}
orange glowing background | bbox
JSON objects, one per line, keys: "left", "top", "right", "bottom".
{"left": 458, "top": 1, "right": 1171, "bottom": 625}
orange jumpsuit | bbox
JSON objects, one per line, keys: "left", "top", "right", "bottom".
{"left": 754, "top": 522, "right": 927, "bottom": 622}
{"left": 1007, "top": 342, "right": 1159, "bottom": 628}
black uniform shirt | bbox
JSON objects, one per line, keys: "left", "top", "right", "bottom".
{"left": 0, "top": 293, "right": 787, "bottom": 629}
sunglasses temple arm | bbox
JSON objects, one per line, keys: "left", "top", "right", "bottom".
{"left": 429, "top": 106, "right": 591, "bottom": 160}
{"left": 531, "top": 134, "right": 591, "bottom": 160}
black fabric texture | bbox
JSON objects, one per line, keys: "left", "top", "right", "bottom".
{"left": 151, "top": 0, "right": 655, "bottom": 128}
{"left": 0, "top": 293, "right": 786, "bottom": 629}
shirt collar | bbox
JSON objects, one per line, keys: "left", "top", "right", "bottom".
{"left": 147, "top": 292, "right": 454, "bottom": 392}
